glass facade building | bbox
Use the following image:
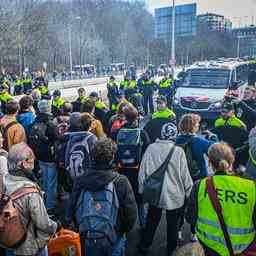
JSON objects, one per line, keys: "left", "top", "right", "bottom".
{"left": 198, "top": 13, "right": 232, "bottom": 32}
{"left": 155, "top": 3, "right": 197, "bottom": 39}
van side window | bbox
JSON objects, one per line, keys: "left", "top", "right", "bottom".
{"left": 236, "top": 64, "right": 248, "bottom": 83}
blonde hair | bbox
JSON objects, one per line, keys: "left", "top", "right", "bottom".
{"left": 179, "top": 114, "right": 201, "bottom": 133}
{"left": 208, "top": 142, "right": 235, "bottom": 172}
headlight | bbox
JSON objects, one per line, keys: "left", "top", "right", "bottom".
{"left": 209, "top": 101, "right": 222, "bottom": 110}
{"left": 173, "top": 98, "right": 180, "bottom": 105}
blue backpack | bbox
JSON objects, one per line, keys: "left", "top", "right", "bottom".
{"left": 116, "top": 128, "right": 142, "bottom": 168}
{"left": 75, "top": 181, "right": 119, "bottom": 245}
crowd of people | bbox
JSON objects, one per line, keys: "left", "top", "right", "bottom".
{"left": 0, "top": 71, "right": 256, "bottom": 256}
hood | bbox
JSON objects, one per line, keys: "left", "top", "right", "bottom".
{"left": 34, "top": 112, "right": 53, "bottom": 123}
{"left": 73, "top": 166, "right": 118, "bottom": 194}
{"left": 17, "top": 112, "right": 35, "bottom": 123}
{"left": 176, "top": 134, "right": 195, "bottom": 144}
{"left": 175, "top": 87, "right": 227, "bottom": 102}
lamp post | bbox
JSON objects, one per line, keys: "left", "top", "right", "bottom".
{"left": 171, "top": 0, "right": 175, "bottom": 74}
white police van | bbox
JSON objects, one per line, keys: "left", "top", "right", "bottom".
{"left": 173, "top": 59, "right": 249, "bottom": 123}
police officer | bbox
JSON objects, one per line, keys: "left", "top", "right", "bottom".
{"left": 140, "top": 72, "right": 156, "bottom": 115}
{"left": 0, "top": 84, "right": 12, "bottom": 113}
{"left": 186, "top": 142, "right": 256, "bottom": 256}
{"left": 89, "top": 91, "right": 108, "bottom": 123}
{"left": 152, "top": 95, "right": 176, "bottom": 120}
{"left": 214, "top": 102, "right": 246, "bottom": 130}
{"left": 14, "top": 77, "right": 23, "bottom": 95}
{"left": 107, "top": 76, "right": 119, "bottom": 110}
{"left": 72, "top": 87, "right": 87, "bottom": 112}
{"left": 52, "top": 89, "right": 65, "bottom": 117}
{"left": 23, "top": 75, "right": 33, "bottom": 94}
{"left": 158, "top": 74, "right": 175, "bottom": 107}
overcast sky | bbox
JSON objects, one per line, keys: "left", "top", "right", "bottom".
{"left": 148, "top": 0, "right": 256, "bottom": 27}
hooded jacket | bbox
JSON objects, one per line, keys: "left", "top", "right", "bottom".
{"left": 17, "top": 110, "right": 36, "bottom": 135}
{"left": 70, "top": 164, "right": 138, "bottom": 235}
{"left": 32, "top": 113, "right": 56, "bottom": 162}
{"left": 176, "top": 134, "right": 214, "bottom": 178}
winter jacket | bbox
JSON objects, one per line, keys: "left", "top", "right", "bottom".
{"left": 4, "top": 172, "right": 57, "bottom": 255}
{"left": 176, "top": 134, "right": 215, "bottom": 178}
{"left": 138, "top": 140, "right": 193, "bottom": 210}
{"left": 32, "top": 113, "right": 56, "bottom": 162}
{"left": 0, "top": 148, "right": 8, "bottom": 175}
{"left": 246, "top": 128, "right": 256, "bottom": 179}
{"left": 17, "top": 111, "right": 36, "bottom": 135}
{"left": 70, "top": 164, "right": 138, "bottom": 236}
{"left": 0, "top": 115, "right": 27, "bottom": 151}
{"left": 237, "top": 100, "right": 256, "bottom": 132}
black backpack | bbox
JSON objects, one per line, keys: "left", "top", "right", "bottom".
{"left": 176, "top": 137, "right": 200, "bottom": 181}
{"left": 28, "top": 122, "right": 49, "bottom": 159}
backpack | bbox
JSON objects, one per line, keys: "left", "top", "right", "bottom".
{"left": 142, "top": 146, "right": 175, "bottom": 206}
{"left": 176, "top": 137, "right": 200, "bottom": 180}
{"left": 2, "top": 121, "right": 18, "bottom": 151}
{"left": 28, "top": 122, "right": 49, "bottom": 158}
{"left": 75, "top": 181, "right": 119, "bottom": 245}
{"left": 65, "top": 132, "right": 93, "bottom": 180}
{"left": 0, "top": 176, "right": 39, "bottom": 248}
{"left": 116, "top": 128, "right": 142, "bottom": 168}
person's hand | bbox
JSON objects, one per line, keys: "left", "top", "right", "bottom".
{"left": 56, "top": 220, "right": 62, "bottom": 232}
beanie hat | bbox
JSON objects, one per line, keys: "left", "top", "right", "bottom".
{"left": 69, "top": 112, "right": 81, "bottom": 130}
{"left": 37, "top": 100, "right": 52, "bottom": 113}
{"left": 160, "top": 122, "right": 178, "bottom": 141}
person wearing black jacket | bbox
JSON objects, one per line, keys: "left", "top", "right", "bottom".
{"left": 30, "top": 99, "right": 57, "bottom": 212}
{"left": 236, "top": 86, "right": 256, "bottom": 132}
{"left": 69, "top": 138, "right": 138, "bottom": 256}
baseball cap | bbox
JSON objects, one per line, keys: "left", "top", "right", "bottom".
{"left": 156, "top": 95, "right": 167, "bottom": 103}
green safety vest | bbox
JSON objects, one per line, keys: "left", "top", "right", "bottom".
{"left": 128, "top": 80, "right": 137, "bottom": 89}
{"left": 159, "top": 79, "right": 173, "bottom": 88}
{"left": 39, "top": 86, "right": 49, "bottom": 95}
{"left": 14, "top": 80, "right": 23, "bottom": 87}
{"left": 196, "top": 175, "right": 256, "bottom": 255}
{"left": 23, "top": 78, "right": 32, "bottom": 84}
{"left": 142, "top": 80, "right": 154, "bottom": 86}
{"left": 107, "top": 81, "right": 118, "bottom": 87}
{"left": 95, "top": 100, "right": 107, "bottom": 110}
{"left": 52, "top": 97, "right": 65, "bottom": 109}
{"left": 152, "top": 108, "right": 176, "bottom": 119}
{"left": 214, "top": 116, "right": 246, "bottom": 129}
{"left": 0, "top": 92, "right": 12, "bottom": 103}
{"left": 120, "top": 80, "right": 129, "bottom": 89}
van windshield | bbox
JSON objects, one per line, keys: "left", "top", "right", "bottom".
{"left": 181, "top": 68, "right": 230, "bottom": 88}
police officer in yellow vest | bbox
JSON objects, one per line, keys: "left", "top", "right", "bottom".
{"left": 89, "top": 91, "right": 108, "bottom": 123}
{"left": 158, "top": 73, "right": 174, "bottom": 107}
{"left": 52, "top": 89, "right": 65, "bottom": 117}
{"left": 186, "top": 142, "right": 256, "bottom": 256}
{"left": 214, "top": 102, "right": 246, "bottom": 130}
{"left": 152, "top": 95, "right": 176, "bottom": 120}
{"left": 23, "top": 76, "right": 33, "bottom": 94}
{"left": 14, "top": 77, "right": 24, "bottom": 95}
{"left": 107, "top": 76, "right": 119, "bottom": 110}
{"left": 0, "top": 84, "right": 12, "bottom": 113}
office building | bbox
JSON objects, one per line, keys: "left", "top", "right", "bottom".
{"left": 155, "top": 3, "right": 197, "bottom": 39}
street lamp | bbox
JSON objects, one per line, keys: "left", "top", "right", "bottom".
{"left": 68, "top": 16, "right": 81, "bottom": 80}
{"left": 171, "top": 0, "right": 175, "bottom": 74}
